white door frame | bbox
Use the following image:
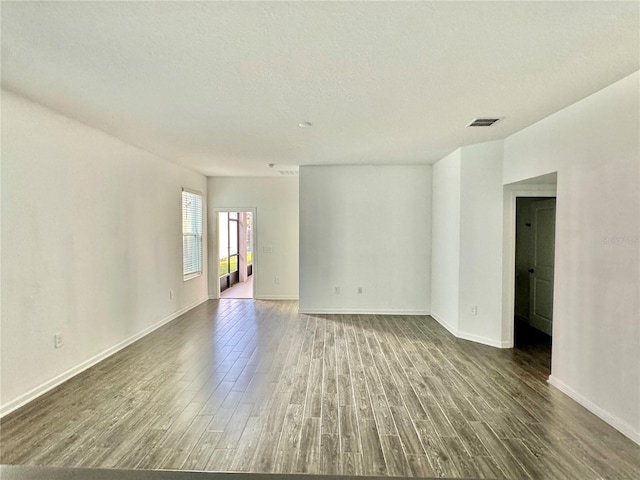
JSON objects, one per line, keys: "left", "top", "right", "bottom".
{"left": 502, "top": 185, "right": 556, "bottom": 348}
{"left": 212, "top": 207, "right": 257, "bottom": 299}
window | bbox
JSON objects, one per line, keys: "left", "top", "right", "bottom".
{"left": 182, "top": 189, "right": 203, "bottom": 280}
{"left": 246, "top": 212, "right": 252, "bottom": 266}
{"left": 218, "top": 212, "right": 238, "bottom": 278}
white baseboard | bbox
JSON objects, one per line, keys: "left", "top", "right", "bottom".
{"left": 430, "top": 311, "right": 458, "bottom": 336}
{"left": 299, "top": 308, "right": 429, "bottom": 315}
{"left": 457, "top": 331, "right": 510, "bottom": 348}
{"left": 0, "top": 296, "right": 209, "bottom": 419}
{"left": 548, "top": 375, "right": 640, "bottom": 446}
{"left": 430, "top": 312, "right": 508, "bottom": 348}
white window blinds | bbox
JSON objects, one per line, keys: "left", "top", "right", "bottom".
{"left": 182, "top": 190, "right": 203, "bottom": 280}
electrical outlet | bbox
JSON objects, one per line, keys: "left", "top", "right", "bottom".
{"left": 334, "top": 286, "right": 340, "bottom": 294}
{"left": 470, "top": 305, "right": 478, "bottom": 316}
{"left": 169, "top": 290, "right": 174, "bottom": 299}
{"left": 54, "top": 333, "right": 63, "bottom": 349}
{"left": 357, "top": 286, "right": 363, "bottom": 294}
{"left": 275, "top": 276, "right": 281, "bottom": 284}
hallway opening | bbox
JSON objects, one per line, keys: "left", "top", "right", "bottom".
{"left": 513, "top": 196, "right": 556, "bottom": 373}
{"left": 218, "top": 211, "right": 253, "bottom": 299}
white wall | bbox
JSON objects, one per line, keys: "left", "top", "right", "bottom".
{"left": 430, "top": 150, "right": 461, "bottom": 329}
{"left": 299, "top": 165, "right": 431, "bottom": 314}
{"left": 504, "top": 71, "right": 640, "bottom": 443}
{"left": 458, "top": 141, "right": 505, "bottom": 345}
{"left": 430, "top": 142, "right": 505, "bottom": 347}
{"left": 207, "top": 177, "right": 299, "bottom": 300}
{"left": 1, "top": 90, "right": 208, "bottom": 415}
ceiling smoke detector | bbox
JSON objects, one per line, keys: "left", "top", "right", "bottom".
{"left": 467, "top": 117, "right": 502, "bottom": 127}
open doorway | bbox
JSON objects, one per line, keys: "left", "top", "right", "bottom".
{"left": 219, "top": 211, "right": 254, "bottom": 299}
{"left": 514, "top": 197, "right": 556, "bottom": 352}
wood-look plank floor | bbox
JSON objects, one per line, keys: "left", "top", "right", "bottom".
{"left": 2, "top": 300, "right": 639, "bottom": 479}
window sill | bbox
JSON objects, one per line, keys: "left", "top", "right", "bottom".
{"left": 183, "top": 272, "right": 202, "bottom": 282}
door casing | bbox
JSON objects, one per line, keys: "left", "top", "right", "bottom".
{"left": 213, "top": 207, "right": 257, "bottom": 299}
{"left": 502, "top": 184, "right": 556, "bottom": 348}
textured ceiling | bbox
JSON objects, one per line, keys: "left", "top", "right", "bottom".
{"left": 2, "top": 1, "right": 638, "bottom": 176}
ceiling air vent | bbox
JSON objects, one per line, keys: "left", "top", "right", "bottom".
{"left": 278, "top": 170, "right": 299, "bottom": 176}
{"left": 467, "top": 117, "right": 502, "bottom": 127}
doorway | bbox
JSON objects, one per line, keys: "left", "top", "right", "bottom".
{"left": 514, "top": 197, "right": 556, "bottom": 350}
{"left": 218, "top": 211, "right": 254, "bottom": 299}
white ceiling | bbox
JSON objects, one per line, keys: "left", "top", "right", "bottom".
{"left": 2, "top": 1, "right": 638, "bottom": 177}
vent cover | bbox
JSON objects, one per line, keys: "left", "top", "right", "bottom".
{"left": 278, "top": 170, "right": 299, "bottom": 176}
{"left": 467, "top": 117, "right": 502, "bottom": 127}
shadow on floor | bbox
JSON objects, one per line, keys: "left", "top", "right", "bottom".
{"left": 514, "top": 317, "right": 551, "bottom": 350}
{"left": 513, "top": 317, "right": 552, "bottom": 375}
